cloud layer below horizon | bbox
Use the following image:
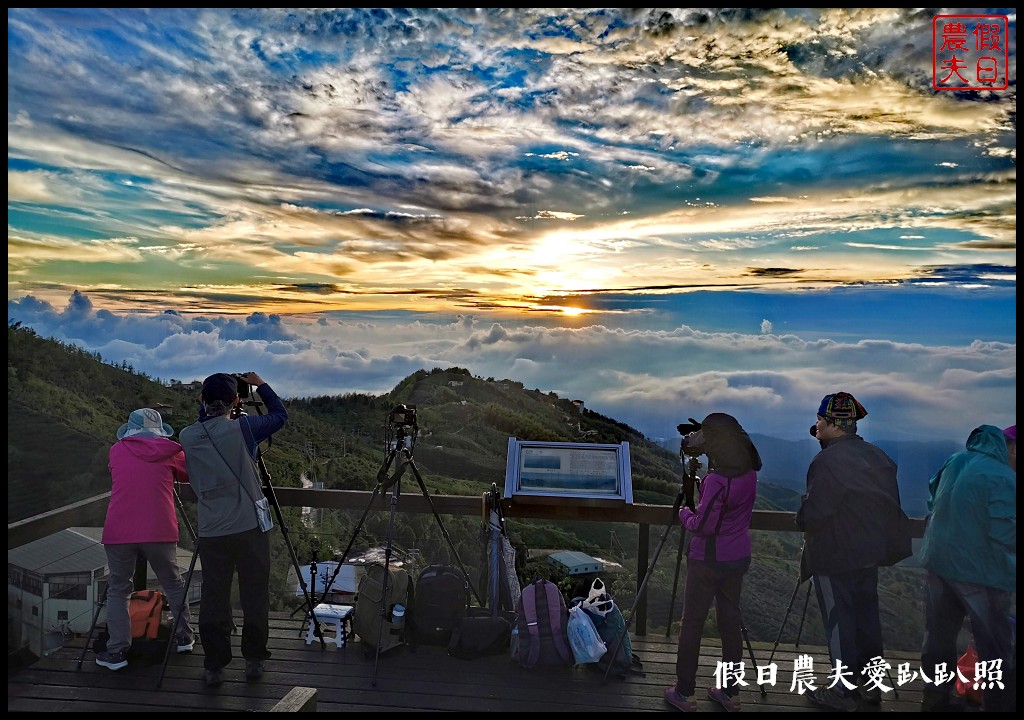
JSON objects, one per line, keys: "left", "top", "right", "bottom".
{"left": 6, "top": 8, "right": 1016, "bottom": 444}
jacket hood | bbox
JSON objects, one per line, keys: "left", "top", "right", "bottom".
{"left": 117, "top": 435, "right": 183, "bottom": 463}
{"left": 965, "top": 424, "right": 1011, "bottom": 464}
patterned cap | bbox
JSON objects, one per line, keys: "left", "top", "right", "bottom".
{"left": 817, "top": 392, "right": 867, "bottom": 427}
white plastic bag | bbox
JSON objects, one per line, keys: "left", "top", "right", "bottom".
{"left": 567, "top": 604, "right": 607, "bottom": 664}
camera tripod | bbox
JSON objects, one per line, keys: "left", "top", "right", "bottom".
{"left": 325, "top": 408, "right": 482, "bottom": 686}
{"left": 766, "top": 551, "right": 900, "bottom": 699}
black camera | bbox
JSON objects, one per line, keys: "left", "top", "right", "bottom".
{"left": 388, "top": 404, "right": 417, "bottom": 428}
{"left": 677, "top": 418, "right": 704, "bottom": 458}
{"left": 232, "top": 372, "right": 254, "bottom": 399}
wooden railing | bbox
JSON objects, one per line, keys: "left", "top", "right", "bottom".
{"left": 8, "top": 487, "right": 927, "bottom": 634}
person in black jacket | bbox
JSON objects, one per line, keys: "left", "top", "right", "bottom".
{"left": 796, "top": 392, "right": 911, "bottom": 712}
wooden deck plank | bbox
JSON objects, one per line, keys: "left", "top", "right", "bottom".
{"left": 8, "top": 611, "right": 934, "bottom": 713}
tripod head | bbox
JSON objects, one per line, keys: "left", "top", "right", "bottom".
{"left": 377, "top": 405, "right": 419, "bottom": 488}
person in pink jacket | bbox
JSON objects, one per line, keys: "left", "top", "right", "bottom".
{"left": 96, "top": 407, "right": 194, "bottom": 671}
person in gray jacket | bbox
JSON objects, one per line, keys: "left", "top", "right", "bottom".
{"left": 179, "top": 372, "right": 287, "bottom": 687}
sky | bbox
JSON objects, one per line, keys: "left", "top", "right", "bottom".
{"left": 7, "top": 8, "right": 1016, "bottom": 444}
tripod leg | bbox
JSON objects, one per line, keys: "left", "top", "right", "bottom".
{"left": 77, "top": 586, "right": 109, "bottom": 670}
{"left": 157, "top": 539, "right": 200, "bottom": 689}
{"left": 664, "top": 528, "right": 686, "bottom": 638}
{"left": 794, "top": 580, "right": 812, "bottom": 647}
{"left": 258, "top": 463, "right": 326, "bottom": 650}
{"left": 765, "top": 573, "right": 804, "bottom": 669}
{"left": 602, "top": 486, "right": 687, "bottom": 684}
{"left": 739, "top": 613, "right": 767, "bottom": 696}
{"left": 372, "top": 479, "right": 402, "bottom": 687}
{"left": 407, "top": 456, "right": 484, "bottom": 605}
{"left": 318, "top": 481, "right": 385, "bottom": 601}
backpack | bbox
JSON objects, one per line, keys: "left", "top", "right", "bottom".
{"left": 91, "top": 589, "right": 170, "bottom": 664}
{"left": 129, "top": 589, "right": 166, "bottom": 640}
{"left": 511, "top": 578, "right": 573, "bottom": 668}
{"left": 574, "top": 584, "right": 644, "bottom": 679}
{"left": 448, "top": 607, "right": 514, "bottom": 660}
{"left": 352, "top": 562, "right": 413, "bottom": 656}
{"left": 414, "top": 563, "right": 470, "bottom": 646}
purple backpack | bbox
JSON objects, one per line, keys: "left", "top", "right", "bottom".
{"left": 511, "top": 579, "right": 573, "bottom": 668}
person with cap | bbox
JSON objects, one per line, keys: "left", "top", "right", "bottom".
{"left": 178, "top": 371, "right": 287, "bottom": 687}
{"left": 919, "top": 423, "right": 1016, "bottom": 712}
{"left": 97, "top": 407, "right": 194, "bottom": 671}
{"left": 796, "top": 392, "right": 911, "bottom": 711}
{"left": 664, "top": 413, "right": 761, "bottom": 713}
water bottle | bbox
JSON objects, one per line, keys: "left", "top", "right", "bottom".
{"left": 390, "top": 603, "right": 406, "bottom": 635}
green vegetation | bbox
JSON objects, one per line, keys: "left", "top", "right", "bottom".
{"left": 7, "top": 322, "right": 925, "bottom": 651}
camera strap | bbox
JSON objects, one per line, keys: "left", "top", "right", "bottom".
{"left": 200, "top": 419, "right": 263, "bottom": 510}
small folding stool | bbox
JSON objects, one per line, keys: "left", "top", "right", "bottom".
{"left": 305, "top": 603, "right": 354, "bottom": 648}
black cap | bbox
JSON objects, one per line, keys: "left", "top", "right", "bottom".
{"left": 201, "top": 373, "right": 238, "bottom": 403}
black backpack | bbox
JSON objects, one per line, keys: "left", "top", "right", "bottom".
{"left": 413, "top": 563, "right": 470, "bottom": 646}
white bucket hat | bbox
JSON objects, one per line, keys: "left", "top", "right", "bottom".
{"left": 117, "top": 407, "right": 174, "bottom": 439}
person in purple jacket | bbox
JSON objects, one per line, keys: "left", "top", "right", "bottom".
{"left": 664, "top": 413, "right": 761, "bottom": 713}
{"left": 96, "top": 407, "right": 193, "bottom": 671}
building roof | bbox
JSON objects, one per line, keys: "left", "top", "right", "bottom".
{"left": 7, "top": 528, "right": 107, "bottom": 575}
{"left": 8, "top": 527, "right": 200, "bottom": 577}
{"left": 547, "top": 550, "right": 603, "bottom": 574}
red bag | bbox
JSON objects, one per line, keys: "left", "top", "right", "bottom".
{"left": 129, "top": 589, "right": 166, "bottom": 640}
{"left": 955, "top": 645, "right": 983, "bottom": 704}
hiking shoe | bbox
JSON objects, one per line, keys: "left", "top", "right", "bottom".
{"left": 176, "top": 636, "right": 195, "bottom": 653}
{"left": 244, "top": 659, "right": 265, "bottom": 681}
{"left": 664, "top": 687, "right": 697, "bottom": 712}
{"left": 807, "top": 686, "right": 856, "bottom": 712}
{"left": 95, "top": 649, "right": 129, "bottom": 671}
{"left": 857, "top": 686, "right": 883, "bottom": 705}
{"left": 708, "top": 686, "right": 742, "bottom": 712}
{"left": 203, "top": 668, "right": 224, "bottom": 687}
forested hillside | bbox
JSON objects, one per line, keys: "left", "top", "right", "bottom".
{"left": 7, "top": 322, "right": 926, "bottom": 650}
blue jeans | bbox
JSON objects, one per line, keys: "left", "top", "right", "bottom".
{"left": 103, "top": 542, "right": 193, "bottom": 654}
{"left": 812, "top": 567, "right": 882, "bottom": 697}
{"left": 198, "top": 528, "right": 271, "bottom": 670}
{"left": 921, "top": 572, "right": 1015, "bottom": 712}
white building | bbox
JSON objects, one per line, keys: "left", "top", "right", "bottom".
{"left": 7, "top": 527, "right": 200, "bottom": 658}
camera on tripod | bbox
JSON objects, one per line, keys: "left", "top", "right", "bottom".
{"left": 676, "top": 418, "right": 704, "bottom": 459}
{"left": 388, "top": 404, "right": 417, "bottom": 428}
{"left": 231, "top": 372, "right": 254, "bottom": 400}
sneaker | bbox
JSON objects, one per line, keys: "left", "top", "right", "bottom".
{"left": 807, "top": 686, "right": 856, "bottom": 712}
{"left": 95, "top": 649, "right": 129, "bottom": 671}
{"left": 244, "top": 659, "right": 265, "bottom": 682}
{"left": 663, "top": 687, "right": 697, "bottom": 712}
{"left": 708, "top": 686, "right": 742, "bottom": 712}
{"left": 203, "top": 668, "right": 224, "bottom": 687}
{"left": 176, "top": 637, "right": 195, "bottom": 653}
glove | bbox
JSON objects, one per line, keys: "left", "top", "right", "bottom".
{"left": 679, "top": 507, "right": 695, "bottom": 524}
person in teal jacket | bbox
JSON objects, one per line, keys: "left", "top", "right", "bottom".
{"left": 919, "top": 424, "right": 1016, "bottom": 712}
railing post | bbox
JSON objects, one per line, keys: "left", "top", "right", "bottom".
{"left": 635, "top": 522, "right": 649, "bottom": 634}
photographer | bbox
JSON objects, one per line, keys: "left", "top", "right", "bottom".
{"left": 179, "top": 372, "right": 287, "bottom": 687}
{"left": 919, "top": 423, "right": 1015, "bottom": 712}
{"left": 796, "top": 392, "right": 910, "bottom": 711}
{"left": 664, "top": 413, "right": 761, "bottom": 713}
{"left": 97, "top": 408, "right": 194, "bottom": 671}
